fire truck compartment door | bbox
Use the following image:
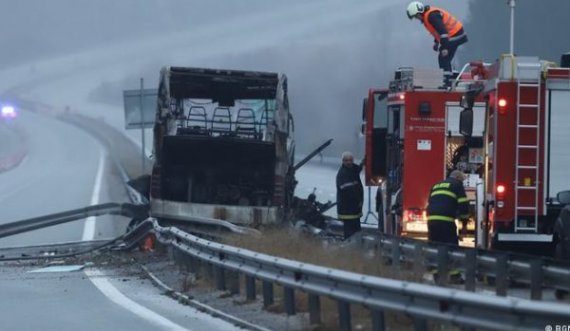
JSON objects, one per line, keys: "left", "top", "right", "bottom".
{"left": 445, "top": 102, "right": 485, "bottom": 137}
{"left": 548, "top": 89, "right": 570, "bottom": 200}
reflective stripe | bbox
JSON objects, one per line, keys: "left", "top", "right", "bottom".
{"left": 458, "top": 197, "right": 469, "bottom": 203}
{"left": 339, "top": 181, "right": 359, "bottom": 190}
{"left": 429, "top": 269, "right": 461, "bottom": 276}
{"left": 449, "top": 33, "right": 465, "bottom": 42}
{"left": 449, "top": 269, "right": 461, "bottom": 276}
{"left": 427, "top": 215, "right": 455, "bottom": 222}
{"left": 338, "top": 213, "right": 362, "bottom": 220}
{"left": 459, "top": 214, "right": 470, "bottom": 219}
{"left": 440, "top": 33, "right": 449, "bottom": 38}
{"left": 430, "top": 190, "right": 457, "bottom": 199}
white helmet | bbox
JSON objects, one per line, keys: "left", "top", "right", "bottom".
{"left": 406, "top": 1, "right": 425, "bottom": 19}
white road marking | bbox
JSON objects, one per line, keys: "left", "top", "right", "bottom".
{"left": 76, "top": 145, "right": 249, "bottom": 331}
{"left": 85, "top": 269, "right": 190, "bottom": 331}
{"left": 82, "top": 150, "right": 105, "bottom": 241}
{"left": 81, "top": 149, "right": 189, "bottom": 330}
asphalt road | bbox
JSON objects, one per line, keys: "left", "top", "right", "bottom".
{"left": 0, "top": 109, "right": 117, "bottom": 248}
{"left": 0, "top": 120, "right": 22, "bottom": 160}
{"left": 0, "top": 264, "right": 242, "bottom": 331}
{"left": 0, "top": 110, "right": 246, "bottom": 331}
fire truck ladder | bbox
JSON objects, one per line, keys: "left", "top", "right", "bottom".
{"left": 514, "top": 62, "right": 542, "bottom": 233}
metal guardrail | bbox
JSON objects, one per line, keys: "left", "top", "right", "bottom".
{"left": 358, "top": 231, "right": 570, "bottom": 300}
{"left": 0, "top": 203, "right": 142, "bottom": 240}
{"left": 146, "top": 219, "right": 570, "bottom": 331}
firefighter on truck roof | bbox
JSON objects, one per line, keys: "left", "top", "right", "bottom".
{"left": 336, "top": 151, "right": 364, "bottom": 240}
{"left": 406, "top": 1, "right": 468, "bottom": 87}
{"left": 426, "top": 170, "right": 470, "bottom": 245}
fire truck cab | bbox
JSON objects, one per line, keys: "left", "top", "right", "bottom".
{"left": 364, "top": 68, "right": 485, "bottom": 241}
{"left": 459, "top": 54, "right": 570, "bottom": 252}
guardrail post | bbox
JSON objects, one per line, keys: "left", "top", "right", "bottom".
{"left": 284, "top": 287, "right": 296, "bottom": 315}
{"left": 308, "top": 294, "right": 321, "bottom": 325}
{"left": 530, "top": 259, "right": 543, "bottom": 300}
{"left": 172, "top": 247, "right": 182, "bottom": 267}
{"left": 228, "top": 271, "right": 240, "bottom": 295}
{"left": 189, "top": 256, "right": 199, "bottom": 274}
{"left": 413, "top": 243, "right": 424, "bottom": 274}
{"left": 168, "top": 246, "right": 176, "bottom": 263}
{"left": 262, "top": 281, "right": 274, "bottom": 308}
{"left": 192, "top": 258, "right": 202, "bottom": 278}
{"left": 437, "top": 245, "right": 449, "bottom": 286}
{"left": 465, "top": 249, "right": 476, "bottom": 292}
{"left": 414, "top": 318, "right": 427, "bottom": 331}
{"left": 371, "top": 310, "right": 385, "bottom": 331}
{"left": 245, "top": 276, "right": 256, "bottom": 301}
{"left": 391, "top": 236, "right": 401, "bottom": 266}
{"left": 495, "top": 254, "right": 508, "bottom": 297}
{"left": 338, "top": 301, "right": 351, "bottom": 331}
{"left": 379, "top": 234, "right": 390, "bottom": 265}
{"left": 202, "top": 262, "right": 213, "bottom": 280}
{"left": 215, "top": 266, "right": 226, "bottom": 291}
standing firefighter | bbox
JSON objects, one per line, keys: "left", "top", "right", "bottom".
{"left": 336, "top": 152, "right": 364, "bottom": 239}
{"left": 406, "top": 1, "right": 468, "bottom": 87}
{"left": 426, "top": 170, "right": 469, "bottom": 245}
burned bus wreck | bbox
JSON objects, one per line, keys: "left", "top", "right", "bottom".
{"left": 149, "top": 67, "right": 295, "bottom": 225}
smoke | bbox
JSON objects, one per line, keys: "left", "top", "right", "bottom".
{"left": 2, "top": 0, "right": 473, "bottom": 157}
{"left": 464, "top": 0, "right": 570, "bottom": 63}
{"left": 0, "top": 1, "right": 284, "bottom": 69}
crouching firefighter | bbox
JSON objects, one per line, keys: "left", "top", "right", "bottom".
{"left": 336, "top": 151, "right": 364, "bottom": 240}
{"left": 426, "top": 170, "right": 469, "bottom": 245}
{"left": 406, "top": 1, "right": 468, "bottom": 87}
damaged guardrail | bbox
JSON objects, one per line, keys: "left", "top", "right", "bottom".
{"left": 146, "top": 219, "right": 570, "bottom": 331}
{"left": 0, "top": 203, "right": 143, "bottom": 240}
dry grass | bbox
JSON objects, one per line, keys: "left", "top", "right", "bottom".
{"left": 224, "top": 227, "right": 425, "bottom": 282}
{"left": 222, "top": 228, "right": 431, "bottom": 330}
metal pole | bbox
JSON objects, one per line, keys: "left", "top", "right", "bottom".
{"left": 371, "top": 310, "right": 385, "bottom": 331}
{"left": 495, "top": 254, "right": 508, "bottom": 296}
{"left": 508, "top": 0, "right": 516, "bottom": 55}
{"left": 363, "top": 186, "right": 378, "bottom": 224}
{"left": 391, "top": 236, "right": 401, "bottom": 266}
{"left": 139, "top": 78, "right": 146, "bottom": 173}
{"left": 530, "top": 259, "right": 543, "bottom": 300}
{"left": 262, "top": 281, "right": 274, "bottom": 308}
{"left": 284, "top": 287, "right": 296, "bottom": 315}
{"left": 228, "top": 271, "right": 240, "bottom": 295}
{"left": 139, "top": 78, "right": 146, "bottom": 174}
{"left": 338, "top": 301, "right": 351, "bottom": 331}
{"left": 245, "top": 276, "right": 256, "bottom": 301}
{"left": 215, "top": 266, "right": 226, "bottom": 291}
{"left": 308, "top": 294, "right": 321, "bottom": 325}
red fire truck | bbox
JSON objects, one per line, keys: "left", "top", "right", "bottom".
{"left": 458, "top": 54, "right": 570, "bottom": 252}
{"left": 364, "top": 53, "right": 570, "bottom": 253}
{"left": 363, "top": 67, "right": 486, "bottom": 242}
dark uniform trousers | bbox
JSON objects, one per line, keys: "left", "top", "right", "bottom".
{"left": 343, "top": 218, "right": 361, "bottom": 239}
{"left": 336, "top": 164, "right": 364, "bottom": 240}
{"left": 426, "top": 178, "right": 469, "bottom": 246}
